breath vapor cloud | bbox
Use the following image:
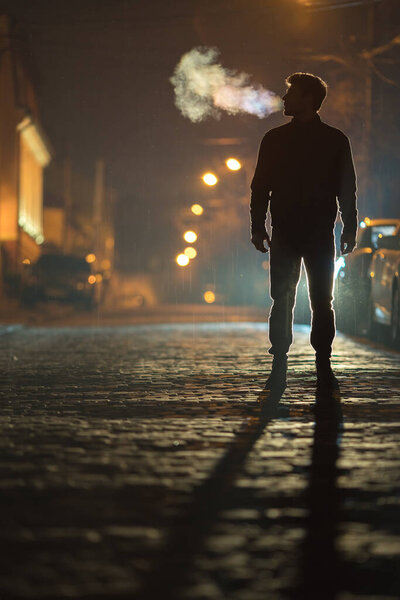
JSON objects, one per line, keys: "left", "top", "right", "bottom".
{"left": 170, "top": 47, "right": 282, "bottom": 123}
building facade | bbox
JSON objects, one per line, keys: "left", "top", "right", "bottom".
{"left": 0, "top": 15, "right": 51, "bottom": 296}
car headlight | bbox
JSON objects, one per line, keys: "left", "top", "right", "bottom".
{"left": 334, "top": 256, "right": 346, "bottom": 280}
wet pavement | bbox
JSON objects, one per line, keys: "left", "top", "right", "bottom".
{"left": 0, "top": 322, "right": 399, "bottom": 599}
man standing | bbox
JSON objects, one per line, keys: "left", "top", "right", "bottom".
{"left": 250, "top": 72, "right": 357, "bottom": 392}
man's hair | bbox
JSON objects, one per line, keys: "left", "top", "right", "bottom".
{"left": 285, "top": 72, "right": 328, "bottom": 111}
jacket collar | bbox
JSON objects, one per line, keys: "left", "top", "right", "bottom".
{"left": 291, "top": 114, "right": 321, "bottom": 128}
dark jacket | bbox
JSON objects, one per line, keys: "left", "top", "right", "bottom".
{"left": 250, "top": 114, "right": 357, "bottom": 239}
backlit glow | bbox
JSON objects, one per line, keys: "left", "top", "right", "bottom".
{"left": 88, "top": 275, "right": 96, "bottom": 284}
{"left": 86, "top": 253, "right": 96, "bottom": 263}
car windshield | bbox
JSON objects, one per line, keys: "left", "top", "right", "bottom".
{"left": 358, "top": 224, "right": 398, "bottom": 249}
{"left": 36, "top": 255, "right": 91, "bottom": 274}
{"left": 370, "top": 225, "right": 397, "bottom": 248}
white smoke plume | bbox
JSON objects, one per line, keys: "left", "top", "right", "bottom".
{"left": 170, "top": 46, "right": 282, "bottom": 123}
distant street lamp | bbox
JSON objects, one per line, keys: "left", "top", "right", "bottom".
{"left": 176, "top": 253, "right": 189, "bottom": 266}
{"left": 202, "top": 172, "right": 218, "bottom": 186}
{"left": 226, "top": 158, "right": 241, "bottom": 171}
{"left": 204, "top": 290, "right": 216, "bottom": 303}
{"left": 183, "top": 230, "right": 197, "bottom": 243}
{"left": 184, "top": 247, "right": 197, "bottom": 259}
{"left": 191, "top": 203, "right": 204, "bottom": 215}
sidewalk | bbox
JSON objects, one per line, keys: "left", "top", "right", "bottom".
{"left": 0, "top": 300, "right": 269, "bottom": 327}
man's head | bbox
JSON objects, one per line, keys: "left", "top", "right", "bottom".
{"left": 282, "top": 72, "right": 327, "bottom": 118}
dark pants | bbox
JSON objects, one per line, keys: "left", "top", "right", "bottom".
{"left": 268, "top": 230, "right": 336, "bottom": 358}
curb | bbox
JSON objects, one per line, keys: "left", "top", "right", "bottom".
{"left": 0, "top": 324, "right": 25, "bottom": 336}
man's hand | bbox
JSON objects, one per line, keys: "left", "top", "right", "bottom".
{"left": 341, "top": 232, "right": 356, "bottom": 255}
{"left": 251, "top": 231, "right": 271, "bottom": 253}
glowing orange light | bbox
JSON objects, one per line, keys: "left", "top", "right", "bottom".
{"left": 132, "top": 295, "right": 144, "bottom": 307}
{"left": 86, "top": 253, "right": 96, "bottom": 264}
{"left": 88, "top": 275, "right": 96, "bottom": 284}
{"left": 191, "top": 204, "right": 204, "bottom": 215}
{"left": 184, "top": 247, "right": 197, "bottom": 259}
{"left": 95, "top": 273, "right": 103, "bottom": 283}
{"left": 183, "top": 230, "right": 197, "bottom": 243}
{"left": 204, "top": 290, "right": 215, "bottom": 303}
{"left": 202, "top": 172, "right": 218, "bottom": 186}
{"left": 226, "top": 158, "right": 241, "bottom": 171}
{"left": 22, "top": 258, "right": 31, "bottom": 265}
{"left": 176, "top": 253, "right": 189, "bottom": 266}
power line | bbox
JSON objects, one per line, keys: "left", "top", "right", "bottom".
{"left": 306, "top": 0, "right": 382, "bottom": 11}
{"left": 14, "top": 0, "right": 384, "bottom": 26}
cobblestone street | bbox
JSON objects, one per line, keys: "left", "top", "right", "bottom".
{"left": 0, "top": 322, "right": 399, "bottom": 599}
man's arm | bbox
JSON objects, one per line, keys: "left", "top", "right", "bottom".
{"left": 337, "top": 135, "right": 358, "bottom": 254}
{"left": 250, "top": 134, "right": 272, "bottom": 252}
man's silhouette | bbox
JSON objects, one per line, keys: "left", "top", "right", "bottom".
{"left": 250, "top": 72, "right": 357, "bottom": 391}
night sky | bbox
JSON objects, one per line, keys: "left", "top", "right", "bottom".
{"left": 1, "top": 0, "right": 398, "bottom": 272}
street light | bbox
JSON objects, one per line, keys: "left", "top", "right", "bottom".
{"left": 183, "top": 230, "right": 197, "bottom": 243}
{"left": 202, "top": 172, "right": 218, "bottom": 186}
{"left": 191, "top": 203, "right": 204, "bottom": 215}
{"left": 176, "top": 253, "right": 189, "bottom": 266}
{"left": 204, "top": 290, "right": 215, "bottom": 303}
{"left": 184, "top": 247, "right": 197, "bottom": 259}
{"left": 226, "top": 158, "right": 241, "bottom": 171}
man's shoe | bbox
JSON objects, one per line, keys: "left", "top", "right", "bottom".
{"left": 316, "top": 358, "right": 339, "bottom": 391}
{"left": 264, "top": 355, "right": 287, "bottom": 393}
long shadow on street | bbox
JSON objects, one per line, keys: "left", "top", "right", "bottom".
{"left": 136, "top": 390, "right": 286, "bottom": 599}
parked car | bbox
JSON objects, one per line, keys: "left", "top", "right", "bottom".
{"left": 369, "top": 232, "right": 400, "bottom": 346}
{"left": 22, "top": 253, "right": 97, "bottom": 309}
{"left": 334, "top": 218, "right": 400, "bottom": 335}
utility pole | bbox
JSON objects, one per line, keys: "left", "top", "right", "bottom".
{"left": 63, "top": 156, "right": 72, "bottom": 253}
{"left": 93, "top": 159, "right": 105, "bottom": 263}
{"left": 364, "top": 1, "right": 375, "bottom": 214}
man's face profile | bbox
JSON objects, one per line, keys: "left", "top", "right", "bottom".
{"left": 282, "top": 84, "right": 310, "bottom": 116}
